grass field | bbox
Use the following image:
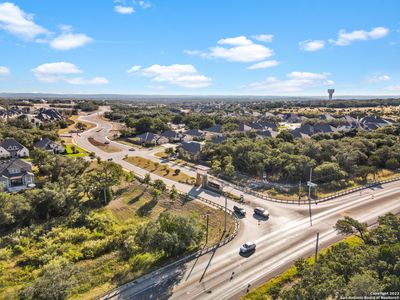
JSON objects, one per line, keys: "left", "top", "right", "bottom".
{"left": 88, "top": 137, "right": 122, "bottom": 153}
{"left": 124, "top": 156, "right": 195, "bottom": 184}
{"left": 108, "top": 179, "right": 234, "bottom": 247}
{"left": 242, "top": 236, "right": 363, "bottom": 300}
{"left": 64, "top": 144, "right": 89, "bottom": 157}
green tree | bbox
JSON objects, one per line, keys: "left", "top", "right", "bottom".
{"left": 169, "top": 185, "right": 178, "bottom": 200}
{"left": 334, "top": 216, "right": 368, "bottom": 243}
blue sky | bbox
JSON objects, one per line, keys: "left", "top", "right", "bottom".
{"left": 0, "top": 0, "right": 399, "bottom": 96}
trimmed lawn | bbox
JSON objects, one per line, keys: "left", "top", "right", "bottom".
{"left": 64, "top": 144, "right": 89, "bottom": 157}
{"left": 124, "top": 156, "right": 195, "bottom": 184}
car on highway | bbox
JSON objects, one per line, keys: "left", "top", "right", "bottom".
{"left": 254, "top": 207, "right": 269, "bottom": 218}
{"left": 107, "top": 158, "right": 113, "bottom": 161}
{"left": 104, "top": 141, "right": 110, "bottom": 144}
{"left": 240, "top": 241, "right": 256, "bottom": 254}
{"left": 233, "top": 205, "right": 246, "bottom": 216}
{"left": 129, "top": 148, "right": 135, "bottom": 151}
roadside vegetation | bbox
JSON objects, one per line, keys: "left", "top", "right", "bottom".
{"left": 243, "top": 214, "right": 400, "bottom": 299}
{"left": 0, "top": 151, "right": 228, "bottom": 299}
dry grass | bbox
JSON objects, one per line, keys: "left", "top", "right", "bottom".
{"left": 108, "top": 179, "right": 234, "bottom": 246}
{"left": 124, "top": 156, "right": 195, "bottom": 184}
{"left": 88, "top": 137, "right": 122, "bottom": 153}
{"left": 58, "top": 115, "right": 96, "bottom": 135}
{"left": 154, "top": 151, "right": 169, "bottom": 158}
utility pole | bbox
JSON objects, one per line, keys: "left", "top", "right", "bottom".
{"left": 307, "top": 168, "right": 316, "bottom": 227}
{"left": 314, "top": 232, "right": 320, "bottom": 272}
{"left": 205, "top": 213, "right": 209, "bottom": 245}
{"left": 298, "top": 180, "right": 302, "bottom": 205}
{"left": 223, "top": 182, "right": 227, "bottom": 233}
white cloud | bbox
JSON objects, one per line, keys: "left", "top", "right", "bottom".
{"left": 243, "top": 71, "right": 333, "bottom": 93}
{"left": 287, "top": 71, "right": 329, "bottom": 79}
{"left": 114, "top": 5, "right": 135, "bottom": 14}
{"left": 0, "top": 2, "right": 49, "bottom": 40}
{"left": 137, "top": 1, "right": 151, "bottom": 9}
{"left": 368, "top": 75, "right": 391, "bottom": 82}
{"left": 247, "top": 60, "right": 280, "bottom": 70}
{"left": 0, "top": 66, "right": 10, "bottom": 76}
{"left": 329, "top": 27, "right": 389, "bottom": 46}
{"left": 252, "top": 34, "right": 274, "bottom": 43}
{"left": 130, "top": 64, "right": 212, "bottom": 88}
{"left": 299, "top": 39, "right": 325, "bottom": 51}
{"left": 64, "top": 77, "right": 109, "bottom": 85}
{"left": 0, "top": 3, "right": 93, "bottom": 50}
{"left": 50, "top": 32, "right": 93, "bottom": 50}
{"left": 187, "top": 35, "right": 274, "bottom": 63}
{"left": 384, "top": 85, "right": 400, "bottom": 91}
{"left": 127, "top": 65, "right": 142, "bottom": 73}
{"left": 218, "top": 36, "right": 253, "bottom": 46}
{"left": 32, "top": 62, "right": 108, "bottom": 85}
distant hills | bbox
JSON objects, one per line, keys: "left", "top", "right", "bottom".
{"left": 0, "top": 92, "right": 399, "bottom": 102}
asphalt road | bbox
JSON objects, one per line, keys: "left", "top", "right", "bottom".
{"left": 73, "top": 110, "right": 400, "bottom": 300}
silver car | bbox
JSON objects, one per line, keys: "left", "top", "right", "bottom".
{"left": 254, "top": 207, "right": 269, "bottom": 218}
{"left": 240, "top": 241, "right": 256, "bottom": 253}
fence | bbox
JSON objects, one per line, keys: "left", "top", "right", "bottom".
{"left": 219, "top": 175, "right": 400, "bottom": 205}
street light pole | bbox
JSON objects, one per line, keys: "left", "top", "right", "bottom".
{"left": 223, "top": 182, "right": 227, "bottom": 232}
{"left": 307, "top": 168, "right": 315, "bottom": 227}
{"left": 205, "top": 213, "right": 209, "bottom": 245}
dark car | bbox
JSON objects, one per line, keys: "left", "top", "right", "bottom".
{"left": 254, "top": 207, "right": 269, "bottom": 218}
{"left": 107, "top": 158, "right": 113, "bottom": 161}
{"left": 129, "top": 148, "right": 135, "bottom": 151}
{"left": 233, "top": 205, "right": 246, "bottom": 216}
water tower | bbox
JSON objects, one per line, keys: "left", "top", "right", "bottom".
{"left": 327, "top": 89, "right": 335, "bottom": 100}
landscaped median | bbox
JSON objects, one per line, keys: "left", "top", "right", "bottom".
{"left": 88, "top": 137, "right": 122, "bottom": 153}
{"left": 124, "top": 156, "right": 195, "bottom": 184}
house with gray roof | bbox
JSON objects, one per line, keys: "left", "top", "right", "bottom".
{"left": 204, "top": 124, "right": 223, "bottom": 136}
{"left": 180, "top": 141, "right": 202, "bottom": 158}
{"left": 34, "top": 137, "right": 65, "bottom": 154}
{"left": 0, "top": 159, "right": 35, "bottom": 192}
{"left": 135, "top": 132, "right": 168, "bottom": 145}
{"left": 0, "top": 138, "right": 29, "bottom": 158}
{"left": 183, "top": 129, "right": 205, "bottom": 141}
{"left": 160, "top": 130, "right": 183, "bottom": 143}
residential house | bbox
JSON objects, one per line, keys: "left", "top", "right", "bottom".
{"left": 257, "top": 129, "right": 278, "bottom": 138}
{"left": 183, "top": 129, "right": 205, "bottom": 141}
{"left": 360, "top": 116, "right": 393, "bottom": 131}
{"left": 34, "top": 137, "right": 65, "bottom": 154}
{"left": 0, "top": 138, "right": 29, "bottom": 158}
{"left": 204, "top": 124, "right": 223, "bottom": 136}
{"left": 180, "top": 141, "right": 202, "bottom": 158}
{"left": 210, "top": 135, "right": 227, "bottom": 144}
{"left": 313, "top": 124, "right": 337, "bottom": 134}
{"left": 160, "top": 130, "right": 183, "bottom": 143}
{"left": 0, "top": 159, "right": 35, "bottom": 192}
{"left": 238, "top": 123, "right": 252, "bottom": 132}
{"left": 135, "top": 132, "right": 168, "bottom": 146}
{"left": 290, "top": 125, "right": 313, "bottom": 139}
